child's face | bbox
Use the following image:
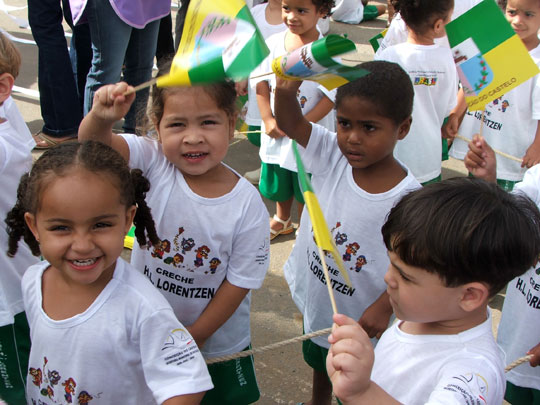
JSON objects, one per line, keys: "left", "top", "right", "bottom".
{"left": 25, "top": 168, "right": 135, "bottom": 288}
{"left": 156, "top": 87, "right": 234, "bottom": 180}
{"left": 336, "top": 96, "right": 409, "bottom": 172}
{"left": 384, "top": 251, "right": 464, "bottom": 326}
{"left": 506, "top": 0, "right": 540, "bottom": 48}
{"left": 281, "top": 0, "right": 325, "bottom": 38}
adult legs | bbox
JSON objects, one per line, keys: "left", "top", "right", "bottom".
{"left": 28, "top": 0, "right": 81, "bottom": 137}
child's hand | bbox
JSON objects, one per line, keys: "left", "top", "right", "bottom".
{"left": 92, "top": 82, "right": 135, "bottom": 123}
{"left": 235, "top": 80, "right": 248, "bottom": 96}
{"left": 441, "top": 113, "right": 461, "bottom": 139}
{"left": 522, "top": 142, "right": 540, "bottom": 168}
{"left": 327, "top": 313, "right": 374, "bottom": 403}
{"left": 275, "top": 76, "right": 302, "bottom": 93}
{"left": 528, "top": 342, "right": 540, "bottom": 367}
{"left": 263, "top": 116, "right": 287, "bottom": 139}
{"left": 358, "top": 292, "right": 392, "bottom": 339}
{"left": 464, "top": 134, "right": 497, "bottom": 182}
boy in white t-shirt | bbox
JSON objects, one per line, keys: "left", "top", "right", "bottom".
{"left": 274, "top": 60, "right": 420, "bottom": 405}
{"left": 465, "top": 134, "right": 540, "bottom": 404}
{"left": 446, "top": 0, "right": 540, "bottom": 191}
{"left": 0, "top": 33, "right": 39, "bottom": 405}
{"left": 256, "top": 0, "right": 336, "bottom": 240}
{"left": 375, "top": 0, "right": 458, "bottom": 184}
{"left": 326, "top": 176, "right": 540, "bottom": 404}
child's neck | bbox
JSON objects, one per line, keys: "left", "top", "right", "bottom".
{"left": 182, "top": 164, "right": 239, "bottom": 198}
{"left": 285, "top": 27, "right": 319, "bottom": 51}
{"left": 265, "top": 1, "right": 284, "bottom": 25}
{"left": 407, "top": 30, "right": 436, "bottom": 46}
{"left": 523, "top": 35, "right": 540, "bottom": 51}
{"left": 352, "top": 156, "right": 407, "bottom": 194}
{"left": 400, "top": 306, "right": 489, "bottom": 336}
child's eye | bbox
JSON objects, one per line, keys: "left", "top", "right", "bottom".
{"left": 337, "top": 119, "right": 351, "bottom": 128}
{"left": 202, "top": 120, "right": 217, "bottom": 126}
{"left": 168, "top": 122, "right": 185, "bottom": 128}
{"left": 94, "top": 222, "right": 112, "bottom": 229}
{"left": 398, "top": 271, "right": 411, "bottom": 282}
{"left": 506, "top": 8, "right": 517, "bottom": 15}
{"left": 363, "top": 124, "right": 376, "bottom": 132}
{"left": 526, "top": 11, "right": 536, "bottom": 17}
{"left": 49, "top": 225, "right": 69, "bottom": 232}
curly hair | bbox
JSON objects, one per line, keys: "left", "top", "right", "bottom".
{"left": 391, "top": 0, "right": 454, "bottom": 36}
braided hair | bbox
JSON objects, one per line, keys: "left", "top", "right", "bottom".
{"left": 5, "top": 141, "right": 159, "bottom": 257}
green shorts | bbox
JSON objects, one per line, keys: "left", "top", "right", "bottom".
{"left": 247, "top": 125, "right": 261, "bottom": 148}
{"left": 468, "top": 173, "right": 519, "bottom": 192}
{"left": 303, "top": 338, "right": 329, "bottom": 374}
{"left": 363, "top": 5, "right": 380, "bottom": 21}
{"left": 202, "top": 346, "right": 260, "bottom": 405}
{"left": 0, "top": 312, "right": 31, "bottom": 405}
{"left": 505, "top": 381, "right": 540, "bottom": 404}
{"left": 259, "top": 162, "right": 305, "bottom": 204}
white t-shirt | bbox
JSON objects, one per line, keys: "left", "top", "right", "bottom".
{"left": 450, "top": 45, "right": 540, "bottom": 181}
{"left": 376, "top": 43, "right": 458, "bottom": 183}
{"left": 257, "top": 30, "right": 337, "bottom": 169}
{"left": 0, "top": 96, "right": 39, "bottom": 327}
{"left": 331, "top": 0, "right": 364, "bottom": 24}
{"left": 375, "top": 0, "right": 483, "bottom": 57}
{"left": 284, "top": 124, "right": 420, "bottom": 348}
{"left": 372, "top": 310, "right": 505, "bottom": 404}
{"left": 496, "top": 164, "right": 540, "bottom": 390}
{"left": 122, "top": 134, "right": 270, "bottom": 358}
{"left": 245, "top": 3, "right": 287, "bottom": 126}
{"left": 23, "top": 259, "right": 213, "bottom": 405}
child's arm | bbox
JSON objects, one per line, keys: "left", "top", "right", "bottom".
{"left": 186, "top": 280, "right": 249, "bottom": 349}
{"left": 464, "top": 134, "right": 497, "bottom": 182}
{"left": 522, "top": 121, "right": 540, "bottom": 168}
{"left": 441, "top": 88, "right": 467, "bottom": 139}
{"left": 528, "top": 342, "right": 540, "bottom": 367}
{"left": 78, "top": 82, "right": 134, "bottom": 161}
{"left": 163, "top": 392, "right": 205, "bottom": 405}
{"left": 327, "top": 314, "right": 401, "bottom": 405}
{"left": 358, "top": 291, "right": 393, "bottom": 339}
{"left": 256, "top": 80, "right": 287, "bottom": 139}
{"left": 273, "top": 77, "right": 313, "bottom": 148}
{"left": 303, "top": 93, "right": 335, "bottom": 124}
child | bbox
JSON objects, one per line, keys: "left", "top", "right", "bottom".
{"left": 331, "top": 0, "right": 386, "bottom": 25}
{"left": 5, "top": 141, "right": 212, "bottom": 404}
{"left": 79, "top": 78, "right": 270, "bottom": 404}
{"left": 274, "top": 60, "right": 421, "bottom": 405}
{"left": 256, "top": 0, "right": 336, "bottom": 240}
{"left": 375, "top": 0, "right": 458, "bottom": 184}
{"left": 465, "top": 135, "right": 540, "bottom": 403}
{"left": 446, "top": 0, "right": 540, "bottom": 191}
{"left": 0, "top": 32, "right": 39, "bottom": 405}
{"left": 326, "top": 177, "right": 540, "bottom": 404}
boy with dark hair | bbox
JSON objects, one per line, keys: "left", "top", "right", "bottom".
{"left": 274, "top": 60, "right": 420, "bottom": 405}
{"left": 326, "top": 177, "right": 540, "bottom": 404}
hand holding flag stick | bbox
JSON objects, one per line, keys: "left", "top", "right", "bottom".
{"left": 292, "top": 141, "right": 352, "bottom": 315}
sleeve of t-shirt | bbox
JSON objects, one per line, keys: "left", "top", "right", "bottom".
{"left": 531, "top": 74, "right": 540, "bottom": 120}
{"left": 514, "top": 164, "right": 540, "bottom": 207}
{"left": 444, "top": 55, "right": 459, "bottom": 118}
{"left": 424, "top": 358, "right": 504, "bottom": 405}
{"left": 300, "top": 123, "right": 340, "bottom": 177}
{"left": 226, "top": 185, "right": 270, "bottom": 289}
{"left": 140, "top": 307, "right": 214, "bottom": 403}
{"left": 120, "top": 133, "right": 165, "bottom": 177}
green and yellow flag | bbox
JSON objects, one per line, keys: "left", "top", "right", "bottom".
{"left": 272, "top": 35, "right": 368, "bottom": 90}
{"left": 369, "top": 28, "right": 387, "bottom": 53}
{"left": 292, "top": 141, "right": 351, "bottom": 287}
{"left": 157, "top": 0, "right": 269, "bottom": 87}
{"left": 446, "top": 0, "right": 539, "bottom": 111}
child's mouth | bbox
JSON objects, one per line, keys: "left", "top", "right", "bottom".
{"left": 184, "top": 153, "right": 207, "bottom": 159}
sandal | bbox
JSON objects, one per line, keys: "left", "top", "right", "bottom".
{"left": 33, "top": 131, "right": 77, "bottom": 150}
{"left": 270, "top": 215, "right": 294, "bottom": 240}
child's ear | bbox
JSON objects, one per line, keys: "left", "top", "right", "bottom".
{"left": 24, "top": 212, "right": 39, "bottom": 242}
{"left": 458, "top": 282, "right": 490, "bottom": 312}
{"left": 433, "top": 18, "right": 447, "bottom": 37}
{"left": 124, "top": 205, "right": 137, "bottom": 235}
{"left": 0, "top": 73, "right": 15, "bottom": 105}
{"left": 397, "top": 116, "right": 412, "bottom": 140}
{"left": 152, "top": 118, "right": 162, "bottom": 142}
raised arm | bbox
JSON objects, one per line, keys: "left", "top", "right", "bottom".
{"left": 274, "top": 77, "right": 313, "bottom": 148}
{"left": 78, "top": 82, "right": 134, "bottom": 161}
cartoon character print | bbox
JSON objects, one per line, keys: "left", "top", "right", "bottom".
{"left": 40, "top": 385, "right": 54, "bottom": 399}
{"left": 29, "top": 368, "right": 43, "bottom": 387}
{"left": 151, "top": 239, "right": 171, "bottom": 259}
{"left": 208, "top": 258, "right": 221, "bottom": 274}
{"left": 164, "top": 253, "right": 184, "bottom": 268}
{"left": 343, "top": 242, "right": 359, "bottom": 262}
{"left": 299, "top": 95, "right": 307, "bottom": 108}
{"left": 78, "top": 391, "right": 93, "bottom": 404}
{"left": 354, "top": 255, "right": 367, "bottom": 272}
{"left": 335, "top": 231, "right": 347, "bottom": 246}
{"left": 492, "top": 97, "right": 510, "bottom": 112}
{"left": 194, "top": 245, "right": 210, "bottom": 267}
{"left": 48, "top": 369, "right": 61, "bottom": 386}
{"left": 181, "top": 238, "right": 195, "bottom": 254}
{"left": 62, "top": 377, "right": 77, "bottom": 403}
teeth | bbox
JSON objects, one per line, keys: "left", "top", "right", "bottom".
{"left": 185, "top": 153, "right": 205, "bottom": 158}
{"left": 72, "top": 258, "right": 97, "bottom": 266}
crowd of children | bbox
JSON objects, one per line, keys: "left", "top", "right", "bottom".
{"left": 2, "top": 0, "right": 540, "bottom": 403}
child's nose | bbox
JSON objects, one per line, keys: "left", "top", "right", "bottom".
{"left": 182, "top": 129, "right": 203, "bottom": 144}
{"left": 71, "top": 232, "right": 95, "bottom": 252}
{"left": 383, "top": 267, "right": 396, "bottom": 287}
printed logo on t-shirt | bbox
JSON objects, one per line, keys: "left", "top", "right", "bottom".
{"left": 414, "top": 76, "right": 438, "bottom": 86}
{"left": 442, "top": 372, "right": 488, "bottom": 404}
{"left": 147, "top": 227, "right": 222, "bottom": 274}
{"left": 491, "top": 96, "right": 510, "bottom": 113}
{"left": 28, "top": 357, "right": 96, "bottom": 404}
{"left": 513, "top": 272, "right": 540, "bottom": 309}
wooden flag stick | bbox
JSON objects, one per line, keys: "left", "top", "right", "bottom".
{"left": 479, "top": 109, "right": 486, "bottom": 138}
{"left": 316, "top": 246, "right": 339, "bottom": 315}
{"left": 236, "top": 130, "right": 263, "bottom": 134}
{"left": 249, "top": 71, "right": 274, "bottom": 80}
{"left": 124, "top": 77, "right": 158, "bottom": 96}
{"left": 455, "top": 134, "right": 522, "bottom": 163}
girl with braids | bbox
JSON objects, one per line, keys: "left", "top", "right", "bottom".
{"left": 6, "top": 141, "right": 212, "bottom": 404}
{"left": 79, "top": 77, "right": 269, "bottom": 404}
{"left": 375, "top": 0, "right": 458, "bottom": 185}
